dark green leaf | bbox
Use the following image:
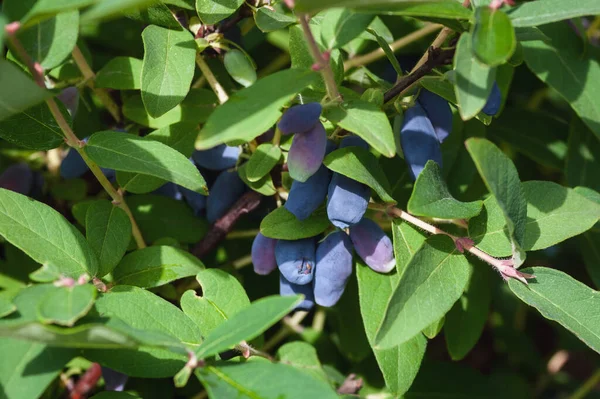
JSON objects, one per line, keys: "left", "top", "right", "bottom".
{"left": 454, "top": 33, "right": 496, "bottom": 120}
{"left": 0, "top": 60, "right": 52, "bottom": 122}
{"left": 509, "top": 267, "right": 600, "bottom": 354}
{"left": 0, "top": 188, "right": 98, "bottom": 277}
{"left": 507, "top": 0, "right": 600, "bottom": 28}
{"left": 566, "top": 117, "right": 600, "bottom": 192}
{"left": 86, "top": 200, "right": 131, "bottom": 277}
{"left": 195, "top": 295, "right": 302, "bottom": 359}
{"left": 277, "top": 341, "right": 329, "bottom": 383}
{"left": 85, "top": 131, "right": 208, "bottom": 194}
{"left": 141, "top": 25, "right": 196, "bottom": 117}
{"left": 260, "top": 206, "right": 330, "bottom": 239}
{"left": 195, "top": 69, "right": 318, "bottom": 150}
{"left": 375, "top": 235, "right": 471, "bottom": 348}
{"left": 113, "top": 246, "right": 204, "bottom": 288}
{"left": 126, "top": 3, "right": 180, "bottom": 29}
{"left": 367, "top": 28, "right": 403, "bottom": 77}
{"left": 38, "top": 284, "right": 97, "bottom": 327}
{"left": 254, "top": 7, "right": 296, "bottom": 32}
{"left": 127, "top": 194, "right": 209, "bottom": 243}
{"left": 245, "top": 143, "right": 281, "bottom": 182}
{"left": 324, "top": 99, "right": 396, "bottom": 157}
{"left": 472, "top": 7, "right": 515, "bottom": 67}
{"left": 196, "top": 0, "right": 244, "bottom": 25}
{"left": 324, "top": 146, "right": 395, "bottom": 203}
{"left": 224, "top": 49, "right": 257, "bottom": 88}
{"left": 0, "top": 296, "right": 16, "bottom": 318}
{"left": 95, "top": 56, "right": 143, "bottom": 90}
{"left": 407, "top": 161, "right": 483, "bottom": 219}
{"left": 320, "top": 9, "right": 373, "bottom": 49}
{"left": 81, "top": 0, "right": 160, "bottom": 22}
{"left": 466, "top": 138, "right": 527, "bottom": 266}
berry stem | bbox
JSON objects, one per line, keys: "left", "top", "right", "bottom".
{"left": 5, "top": 24, "right": 146, "bottom": 249}
{"left": 343, "top": 24, "right": 443, "bottom": 71}
{"left": 298, "top": 14, "right": 342, "bottom": 102}
{"left": 195, "top": 54, "right": 229, "bottom": 104}
{"left": 71, "top": 46, "right": 121, "bottom": 122}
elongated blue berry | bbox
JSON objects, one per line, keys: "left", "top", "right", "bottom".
{"left": 192, "top": 144, "right": 240, "bottom": 171}
{"left": 482, "top": 82, "right": 502, "bottom": 116}
{"left": 206, "top": 170, "right": 246, "bottom": 223}
{"left": 285, "top": 140, "right": 336, "bottom": 220}
{"left": 60, "top": 147, "right": 89, "bottom": 179}
{"left": 252, "top": 233, "right": 277, "bottom": 275}
{"left": 153, "top": 182, "right": 183, "bottom": 201}
{"left": 0, "top": 163, "right": 33, "bottom": 194}
{"left": 350, "top": 218, "right": 395, "bottom": 273}
{"left": 326, "top": 136, "right": 370, "bottom": 229}
{"left": 180, "top": 186, "right": 207, "bottom": 216}
{"left": 314, "top": 231, "right": 353, "bottom": 307}
{"left": 287, "top": 121, "right": 327, "bottom": 183}
{"left": 278, "top": 102, "right": 322, "bottom": 135}
{"left": 279, "top": 274, "right": 314, "bottom": 311}
{"left": 275, "top": 238, "right": 316, "bottom": 285}
{"left": 417, "top": 89, "right": 452, "bottom": 143}
{"left": 400, "top": 103, "right": 442, "bottom": 180}
{"left": 101, "top": 367, "right": 128, "bottom": 391}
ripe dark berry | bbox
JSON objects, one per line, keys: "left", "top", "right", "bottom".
{"left": 277, "top": 102, "right": 322, "bottom": 135}
{"left": 350, "top": 218, "right": 395, "bottom": 273}
{"left": 275, "top": 238, "right": 316, "bottom": 285}
{"left": 314, "top": 231, "right": 353, "bottom": 307}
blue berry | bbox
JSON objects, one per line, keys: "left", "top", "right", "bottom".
{"left": 349, "top": 218, "right": 395, "bottom": 273}
{"left": 482, "top": 82, "right": 502, "bottom": 116}
{"left": 275, "top": 238, "right": 316, "bottom": 285}
{"left": 287, "top": 121, "right": 327, "bottom": 183}
{"left": 278, "top": 102, "right": 322, "bottom": 135}
{"left": 192, "top": 144, "right": 240, "bottom": 171}
{"left": 417, "top": 89, "right": 452, "bottom": 143}
{"left": 279, "top": 274, "right": 314, "bottom": 311}
{"left": 206, "top": 170, "right": 246, "bottom": 223}
{"left": 314, "top": 231, "right": 353, "bottom": 307}
{"left": 0, "top": 163, "right": 33, "bottom": 194}
{"left": 399, "top": 103, "right": 442, "bottom": 180}
{"left": 251, "top": 233, "right": 278, "bottom": 275}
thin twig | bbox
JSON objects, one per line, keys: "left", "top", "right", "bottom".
{"left": 298, "top": 14, "right": 341, "bottom": 102}
{"left": 344, "top": 24, "right": 443, "bottom": 71}
{"left": 568, "top": 369, "right": 600, "bottom": 399}
{"left": 409, "top": 27, "right": 453, "bottom": 74}
{"left": 71, "top": 46, "right": 121, "bottom": 122}
{"left": 195, "top": 54, "right": 229, "bottom": 104}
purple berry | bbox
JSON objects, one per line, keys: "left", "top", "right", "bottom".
{"left": 206, "top": 170, "right": 246, "bottom": 223}
{"left": 287, "top": 121, "right": 327, "bottom": 183}
{"left": 417, "top": 89, "right": 452, "bottom": 143}
{"left": 349, "top": 218, "right": 395, "bottom": 273}
{"left": 251, "top": 233, "right": 277, "bottom": 275}
{"left": 326, "top": 174, "right": 370, "bottom": 229}
{"left": 57, "top": 87, "right": 79, "bottom": 117}
{"left": 101, "top": 367, "right": 128, "bottom": 391}
{"left": 152, "top": 182, "right": 183, "bottom": 201}
{"left": 192, "top": 144, "right": 240, "bottom": 171}
{"left": 179, "top": 186, "right": 207, "bottom": 216}
{"left": 0, "top": 163, "right": 33, "bottom": 194}
{"left": 482, "top": 82, "right": 502, "bottom": 116}
{"left": 60, "top": 147, "right": 89, "bottom": 179}
{"left": 314, "top": 231, "right": 353, "bottom": 307}
{"left": 399, "top": 103, "right": 442, "bottom": 181}
{"left": 275, "top": 238, "right": 316, "bottom": 285}
{"left": 277, "top": 102, "right": 322, "bottom": 135}
{"left": 279, "top": 274, "right": 314, "bottom": 311}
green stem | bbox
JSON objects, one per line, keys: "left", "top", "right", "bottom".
{"left": 568, "top": 369, "right": 600, "bottom": 399}
{"left": 195, "top": 54, "right": 229, "bottom": 104}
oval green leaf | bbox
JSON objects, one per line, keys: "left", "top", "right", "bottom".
{"left": 260, "top": 206, "right": 330, "bottom": 240}
{"left": 37, "top": 284, "right": 97, "bottom": 327}
{"left": 472, "top": 7, "right": 516, "bottom": 67}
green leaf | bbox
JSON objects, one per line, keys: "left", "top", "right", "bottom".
{"left": 0, "top": 339, "right": 74, "bottom": 399}
{"left": 324, "top": 146, "right": 395, "bottom": 203}
{"left": 195, "top": 69, "right": 318, "bottom": 150}
{"left": 254, "top": 7, "right": 296, "bottom": 32}
{"left": 0, "top": 101, "right": 70, "bottom": 150}
{"left": 50, "top": 179, "right": 87, "bottom": 201}
{"left": 466, "top": 138, "right": 527, "bottom": 266}
{"left": 324, "top": 99, "right": 396, "bottom": 157}
{"left": 113, "top": 246, "right": 204, "bottom": 288}
{"left": 86, "top": 200, "right": 131, "bottom": 277}
{"left": 29, "top": 263, "right": 61, "bottom": 283}
{"left": 487, "top": 108, "right": 568, "bottom": 170}
{"left": 509, "top": 267, "right": 600, "bottom": 354}
{"left": 0, "top": 296, "right": 16, "bottom": 318}
{"left": 515, "top": 26, "right": 551, "bottom": 42}
{"left": 126, "top": 3, "right": 180, "bottom": 29}
{"left": 224, "top": 49, "right": 257, "bottom": 88}
{"left": 523, "top": 23, "right": 600, "bottom": 140}
{"left": 472, "top": 7, "right": 515, "bottom": 67}
{"left": 18, "top": 0, "right": 95, "bottom": 23}
{"left": 127, "top": 194, "right": 209, "bottom": 243}
{"left": 141, "top": 25, "right": 196, "bottom": 118}
{"left": 123, "top": 90, "right": 217, "bottom": 129}
{"left": 407, "top": 161, "right": 483, "bottom": 219}
{"left": 238, "top": 163, "right": 277, "bottom": 196}
{"left": 375, "top": 235, "right": 471, "bottom": 348}
{"left": 367, "top": 28, "right": 403, "bottom": 77}
{"left": 117, "top": 122, "right": 200, "bottom": 194}
{"left": 196, "top": 0, "right": 244, "bottom": 25}
{"left": 260, "top": 206, "right": 330, "bottom": 240}
{"left": 295, "top": 0, "right": 469, "bottom": 18}
{"left": 0, "top": 60, "right": 52, "bottom": 122}
{"left": 470, "top": 181, "right": 600, "bottom": 257}
{"left": 85, "top": 131, "right": 208, "bottom": 194}
{"left": 195, "top": 295, "right": 301, "bottom": 359}
{"left": 277, "top": 342, "right": 329, "bottom": 383}
{"left": 0, "top": 13, "right": 6, "bottom": 54}
{"left": 444, "top": 263, "right": 491, "bottom": 360}
{"left": 357, "top": 251, "right": 427, "bottom": 395}
{"left": 422, "top": 316, "right": 444, "bottom": 339}
{"left": 196, "top": 359, "right": 338, "bottom": 399}
{"left": 320, "top": 9, "right": 374, "bottom": 49}
{"left": 37, "top": 284, "right": 97, "bottom": 327}
{"left": 453, "top": 33, "right": 496, "bottom": 120}
{"left": 507, "top": 0, "right": 600, "bottom": 28}
{"left": 181, "top": 269, "right": 250, "bottom": 335}
{"left": 16, "top": 11, "right": 79, "bottom": 69}
{"left": 81, "top": 0, "right": 160, "bottom": 22}
{"left": 95, "top": 56, "right": 143, "bottom": 90}
{"left": 0, "top": 188, "right": 98, "bottom": 277}
{"left": 245, "top": 143, "right": 281, "bottom": 182}
{"left": 566, "top": 118, "right": 600, "bottom": 192}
